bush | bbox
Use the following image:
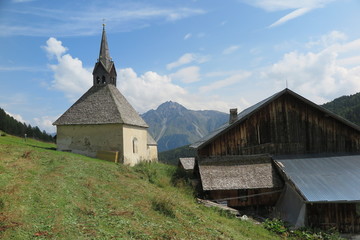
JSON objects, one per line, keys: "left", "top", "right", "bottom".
{"left": 133, "top": 161, "right": 159, "bottom": 185}
{"left": 263, "top": 218, "right": 345, "bottom": 240}
{"left": 263, "top": 218, "right": 287, "bottom": 235}
{"left": 151, "top": 195, "right": 176, "bottom": 218}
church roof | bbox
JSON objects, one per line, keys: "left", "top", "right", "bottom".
{"left": 53, "top": 84, "right": 148, "bottom": 127}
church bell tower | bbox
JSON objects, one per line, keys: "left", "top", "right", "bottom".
{"left": 93, "top": 24, "right": 117, "bottom": 86}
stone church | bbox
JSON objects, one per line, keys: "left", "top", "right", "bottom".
{"left": 53, "top": 25, "right": 158, "bottom": 166}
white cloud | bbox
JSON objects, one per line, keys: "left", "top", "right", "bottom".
{"left": 200, "top": 72, "right": 251, "bottom": 93}
{"left": 44, "top": 37, "right": 92, "bottom": 101}
{"left": 269, "top": 7, "right": 312, "bottom": 28}
{"left": 184, "top": 33, "right": 192, "bottom": 40}
{"left": 307, "top": 30, "right": 348, "bottom": 48}
{"left": 241, "top": 0, "right": 336, "bottom": 27}
{"left": 118, "top": 68, "right": 188, "bottom": 113}
{"left": 262, "top": 35, "right": 360, "bottom": 104}
{"left": 166, "top": 53, "right": 210, "bottom": 70}
{"left": 222, "top": 45, "right": 240, "bottom": 55}
{"left": 2, "top": 4, "right": 205, "bottom": 37}
{"left": 42, "top": 37, "right": 68, "bottom": 59}
{"left": 5, "top": 111, "right": 26, "bottom": 123}
{"left": 33, "top": 116, "right": 57, "bottom": 133}
{"left": 170, "top": 66, "right": 201, "bottom": 83}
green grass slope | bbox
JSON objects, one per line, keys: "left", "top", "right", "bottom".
{"left": 0, "top": 134, "right": 279, "bottom": 239}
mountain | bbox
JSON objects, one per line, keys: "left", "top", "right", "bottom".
{"left": 142, "top": 101, "right": 228, "bottom": 152}
{"left": 322, "top": 92, "right": 360, "bottom": 126}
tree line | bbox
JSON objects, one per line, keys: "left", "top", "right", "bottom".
{"left": 0, "top": 107, "right": 54, "bottom": 142}
{"left": 322, "top": 92, "right": 360, "bottom": 126}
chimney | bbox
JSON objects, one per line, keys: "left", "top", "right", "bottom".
{"left": 229, "top": 108, "right": 238, "bottom": 124}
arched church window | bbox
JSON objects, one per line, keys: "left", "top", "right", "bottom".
{"left": 102, "top": 76, "right": 106, "bottom": 84}
{"left": 132, "top": 138, "right": 138, "bottom": 154}
{"left": 96, "top": 76, "right": 100, "bottom": 84}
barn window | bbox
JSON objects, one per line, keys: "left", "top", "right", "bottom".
{"left": 102, "top": 76, "right": 106, "bottom": 84}
{"left": 96, "top": 76, "right": 100, "bottom": 84}
{"left": 132, "top": 138, "right": 138, "bottom": 154}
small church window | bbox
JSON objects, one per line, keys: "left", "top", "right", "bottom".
{"left": 96, "top": 76, "right": 100, "bottom": 84}
{"left": 132, "top": 138, "right": 138, "bottom": 154}
{"left": 102, "top": 76, "right": 106, "bottom": 84}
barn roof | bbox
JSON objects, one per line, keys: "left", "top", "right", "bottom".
{"left": 190, "top": 88, "right": 360, "bottom": 149}
{"left": 53, "top": 84, "right": 148, "bottom": 128}
{"left": 179, "top": 157, "right": 195, "bottom": 171}
{"left": 199, "top": 155, "right": 283, "bottom": 191}
{"left": 274, "top": 155, "right": 360, "bottom": 203}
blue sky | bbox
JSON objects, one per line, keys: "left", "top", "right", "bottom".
{"left": 2, "top": 0, "right": 360, "bottom": 133}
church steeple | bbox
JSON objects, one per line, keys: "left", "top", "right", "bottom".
{"left": 93, "top": 24, "right": 117, "bottom": 86}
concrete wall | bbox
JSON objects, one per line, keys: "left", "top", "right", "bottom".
{"left": 123, "top": 125, "right": 149, "bottom": 166}
{"left": 56, "top": 124, "right": 123, "bottom": 158}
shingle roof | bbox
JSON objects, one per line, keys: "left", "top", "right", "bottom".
{"left": 179, "top": 157, "right": 195, "bottom": 171}
{"left": 274, "top": 155, "right": 360, "bottom": 203}
{"left": 53, "top": 84, "right": 148, "bottom": 128}
{"left": 190, "top": 88, "right": 360, "bottom": 149}
{"left": 199, "top": 155, "right": 283, "bottom": 191}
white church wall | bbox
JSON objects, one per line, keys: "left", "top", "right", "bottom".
{"left": 56, "top": 124, "right": 123, "bottom": 158}
{"left": 122, "top": 125, "right": 149, "bottom": 166}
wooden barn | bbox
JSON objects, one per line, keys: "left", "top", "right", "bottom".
{"left": 198, "top": 154, "right": 283, "bottom": 208}
{"left": 192, "top": 88, "right": 360, "bottom": 157}
{"left": 191, "top": 88, "right": 360, "bottom": 232}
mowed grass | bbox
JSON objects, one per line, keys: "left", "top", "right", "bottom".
{"left": 0, "top": 134, "right": 280, "bottom": 239}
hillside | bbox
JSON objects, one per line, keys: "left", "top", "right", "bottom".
{"left": 159, "top": 145, "right": 196, "bottom": 165}
{"left": 322, "top": 92, "right": 360, "bottom": 126}
{"left": 0, "top": 133, "right": 279, "bottom": 239}
{"left": 142, "top": 101, "right": 228, "bottom": 152}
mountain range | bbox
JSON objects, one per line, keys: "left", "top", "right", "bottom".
{"left": 141, "top": 101, "right": 228, "bottom": 152}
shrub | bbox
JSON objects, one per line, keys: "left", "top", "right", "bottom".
{"left": 133, "top": 161, "right": 158, "bottom": 185}
{"left": 263, "top": 218, "right": 345, "bottom": 240}
{"left": 263, "top": 218, "right": 287, "bottom": 235}
{"left": 151, "top": 195, "right": 176, "bottom": 218}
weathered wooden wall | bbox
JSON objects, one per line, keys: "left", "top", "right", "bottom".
{"left": 307, "top": 203, "right": 360, "bottom": 233}
{"left": 207, "top": 188, "right": 281, "bottom": 208}
{"left": 199, "top": 94, "right": 360, "bottom": 157}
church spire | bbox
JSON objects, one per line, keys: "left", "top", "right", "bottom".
{"left": 93, "top": 24, "right": 117, "bottom": 86}
{"left": 99, "top": 24, "right": 111, "bottom": 69}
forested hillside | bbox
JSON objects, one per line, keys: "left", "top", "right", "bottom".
{"left": 322, "top": 92, "right": 360, "bottom": 126}
{"left": 0, "top": 107, "right": 54, "bottom": 142}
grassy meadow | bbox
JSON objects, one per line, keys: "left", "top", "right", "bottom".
{"left": 0, "top": 133, "right": 280, "bottom": 239}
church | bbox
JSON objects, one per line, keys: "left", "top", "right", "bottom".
{"left": 53, "top": 25, "right": 158, "bottom": 166}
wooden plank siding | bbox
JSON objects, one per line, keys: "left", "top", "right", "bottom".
{"left": 199, "top": 94, "right": 360, "bottom": 157}
{"left": 307, "top": 203, "right": 360, "bottom": 233}
{"left": 207, "top": 189, "right": 281, "bottom": 208}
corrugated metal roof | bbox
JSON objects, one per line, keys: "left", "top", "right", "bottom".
{"left": 274, "top": 155, "right": 360, "bottom": 203}
{"left": 190, "top": 88, "right": 360, "bottom": 149}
